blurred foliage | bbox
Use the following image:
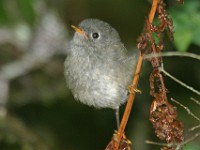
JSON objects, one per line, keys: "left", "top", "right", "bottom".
{"left": 170, "top": 0, "right": 200, "bottom": 51}
{"left": 0, "top": 0, "right": 199, "bottom": 150}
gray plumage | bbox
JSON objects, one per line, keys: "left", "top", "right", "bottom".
{"left": 64, "top": 19, "right": 137, "bottom": 110}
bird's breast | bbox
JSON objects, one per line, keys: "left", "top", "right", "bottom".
{"left": 64, "top": 53, "right": 128, "bottom": 109}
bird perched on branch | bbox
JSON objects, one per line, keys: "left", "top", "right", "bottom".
{"left": 64, "top": 19, "right": 138, "bottom": 127}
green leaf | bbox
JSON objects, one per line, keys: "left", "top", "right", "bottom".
{"left": 169, "top": 0, "right": 200, "bottom": 51}
{"left": 193, "top": 28, "right": 200, "bottom": 46}
{"left": 174, "top": 27, "right": 193, "bottom": 52}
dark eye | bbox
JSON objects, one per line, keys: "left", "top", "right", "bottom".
{"left": 92, "top": 32, "right": 99, "bottom": 39}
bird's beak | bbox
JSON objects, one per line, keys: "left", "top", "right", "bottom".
{"left": 71, "top": 25, "right": 88, "bottom": 39}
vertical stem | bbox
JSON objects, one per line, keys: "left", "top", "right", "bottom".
{"left": 113, "top": 0, "right": 159, "bottom": 149}
{"left": 114, "top": 53, "right": 143, "bottom": 149}
{"left": 149, "top": 0, "right": 159, "bottom": 23}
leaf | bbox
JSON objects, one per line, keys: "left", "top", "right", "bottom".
{"left": 193, "top": 28, "right": 200, "bottom": 46}
{"left": 173, "top": 27, "right": 193, "bottom": 52}
{"left": 169, "top": 0, "right": 200, "bottom": 51}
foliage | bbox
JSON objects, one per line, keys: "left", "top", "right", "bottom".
{"left": 170, "top": 0, "right": 200, "bottom": 51}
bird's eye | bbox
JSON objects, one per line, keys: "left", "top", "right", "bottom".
{"left": 92, "top": 32, "right": 100, "bottom": 39}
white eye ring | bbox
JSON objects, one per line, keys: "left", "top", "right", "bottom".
{"left": 91, "top": 32, "right": 100, "bottom": 39}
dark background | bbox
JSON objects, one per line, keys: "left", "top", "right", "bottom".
{"left": 0, "top": 0, "right": 199, "bottom": 150}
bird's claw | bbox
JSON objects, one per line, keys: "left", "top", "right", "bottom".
{"left": 113, "top": 130, "right": 132, "bottom": 145}
{"left": 128, "top": 84, "right": 142, "bottom": 94}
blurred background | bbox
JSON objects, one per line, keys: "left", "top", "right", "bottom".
{"left": 0, "top": 0, "right": 199, "bottom": 149}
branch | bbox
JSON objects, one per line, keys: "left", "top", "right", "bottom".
{"left": 113, "top": 52, "right": 143, "bottom": 149}
{"left": 146, "top": 131, "right": 200, "bottom": 149}
{"left": 189, "top": 124, "right": 200, "bottom": 131}
{"left": 171, "top": 98, "right": 200, "bottom": 122}
{"left": 181, "top": 131, "right": 200, "bottom": 145}
{"left": 112, "top": 0, "right": 159, "bottom": 149}
{"left": 149, "top": 0, "right": 159, "bottom": 23}
{"left": 160, "top": 68, "right": 200, "bottom": 96}
{"left": 144, "top": 51, "right": 200, "bottom": 60}
{"left": 190, "top": 97, "right": 200, "bottom": 106}
{"left": 146, "top": 140, "right": 173, "bottom": 147}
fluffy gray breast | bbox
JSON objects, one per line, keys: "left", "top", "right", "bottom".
{"left": 64, "top": 43, "right": 137, "bottom": 108}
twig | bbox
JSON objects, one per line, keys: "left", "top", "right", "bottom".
{"left": 149, "top": 0, "right": 159, "bottom": 23}
{"left": 146, "top": 140, "right": 172, "bottom": 147}
{"left": 189, "top": 97, "right": 200, "bottom": 131}
{"left": 144, "top": 52, "right": 200, "bottom": 60}
{"left": 113, "top": 1, "right": 159, "bottom": 149}
{"left": 146, "top": 131, "right": 200, "bottom": 149}
{"left": 115, "top": 52, "right": 143, "bottom": 147}
{"left": 171, "top": 98, "right": 200, "bottom": 131}
{"left": 189, "top": 124, "right": 200, "bottom": 131}
{"left": 171, "top": 98, "right": 200, "bottom": 122}
{"left": 181, "top": 131, "right": 200, "bottom": 145}
{"left": 160, "top": 68, "right": 200, "bottom": 96}
{"left": 190, "top": 97, "right": 200, "bottom": 106}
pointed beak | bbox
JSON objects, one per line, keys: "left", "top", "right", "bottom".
{"left": 71, "top": 25, "right": 88, "bottom": 39}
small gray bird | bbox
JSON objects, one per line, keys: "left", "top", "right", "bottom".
{"left": 64, "top": 19, "right": 137, "bottom": 126}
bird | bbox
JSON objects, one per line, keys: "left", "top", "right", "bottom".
{"left": 64, "top": 19, "right": 138, "bottom": 127}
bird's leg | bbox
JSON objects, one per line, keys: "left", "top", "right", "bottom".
{"left": 115, "top": 106, "right": 120, "bottom": 129}
{"left": 112, "top": 107, "right": 120, "bottom": 144}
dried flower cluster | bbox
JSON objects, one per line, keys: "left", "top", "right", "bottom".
{"left": 138, "top": 0, "right": 184, "bottom": 149}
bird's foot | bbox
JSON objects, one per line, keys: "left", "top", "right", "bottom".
{"left": 128, "top": 84, "right": 142, "bottom": 94}
{"left": 105, "top": 131, "right": 131, "bottom": 150}
{"left": 113, "top": 130, "right": 132, "bottom": 144}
